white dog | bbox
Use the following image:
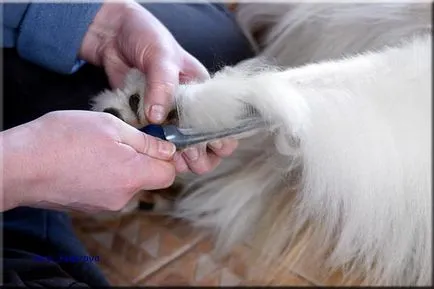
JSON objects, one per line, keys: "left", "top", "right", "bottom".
{"left": 91, "top": 2, "right": 432, "bottom": 286}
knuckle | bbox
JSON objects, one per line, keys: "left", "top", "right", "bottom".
{"left": 153, "top": 37, "right": 178, "bottom": 56}
{"left": 103, "top": 107, "right": 125, "bottom": 122}
{"left": 100, "top": 110, "right": 118, "bottom": 122}
{"left": 153, "top": 42, "right": 173, "bottom": 56}
{"left": 148, "top": 58, "right": 179, "bottom": 76}
{"left": 98, "top": 112, "right": 122, "bottom": 135}
{"left": 141, "top": 134, "right": 152, "bottom": 154}
{"left": 95, "top": 111, "right": 119, "bottom": 129}
{"left": 148, "top": 80, "right": 176, "bottom": 98}
{"left": 141, "top": 43, "right": 176, "bottom": 70}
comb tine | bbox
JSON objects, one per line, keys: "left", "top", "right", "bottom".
{"left": 165, "top": 117, "right": 269, "bottom": 150}
{"left": 178, "top": 119, "right": 268, "bottom": 144}
{"left": 177, "top": 117, "right": 266, "bottom": 137}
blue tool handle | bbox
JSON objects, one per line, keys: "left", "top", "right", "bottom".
{"left": 138, "top": 124, "right": 166, "bottom": 141}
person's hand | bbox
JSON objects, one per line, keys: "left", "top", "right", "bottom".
{"left": 1, "top": 110, "right": 177, "bottom": 213}
{"left": 172, "top": 141, "right": 238, "bottom": 175}
{"left": 79, "top": 0, "right": 238, "bottom": 175}
{"left": 79, "top": 0, "right": 208, "bottom": 123}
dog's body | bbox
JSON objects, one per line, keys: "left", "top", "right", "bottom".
{"left": 91, "top": 2, "right": 432, "bottom": 286}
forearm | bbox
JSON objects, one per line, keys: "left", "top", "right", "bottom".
{"left": 3, "top": 2, "right": 102, "bottom": 74}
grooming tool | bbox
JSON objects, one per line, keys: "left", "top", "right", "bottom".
{"left": 139, "top": 117, "right": 267, "bottom": 150}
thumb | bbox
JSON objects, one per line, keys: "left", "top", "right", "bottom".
{"left": 143, "top": 60, "right": 180, "bottom": 124}
{"left": 115, "top": 119, "right": 176, "bottom": 160}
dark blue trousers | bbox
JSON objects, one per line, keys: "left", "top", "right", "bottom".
{"left": 2, "top": 3, "right": 253, "bottom": 286}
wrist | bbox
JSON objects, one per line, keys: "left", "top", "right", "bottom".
{"left": 1, "top": 122, "right": 42, "bottom": 211}
{"left": 79, "top": 1, "right": 130, "bottom": 66}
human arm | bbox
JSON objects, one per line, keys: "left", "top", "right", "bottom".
{"left": 3, "top": 0, "right": 238, "bottom": 176}
{"left": 2, "top": 2, "right": 102, "bottom": 74}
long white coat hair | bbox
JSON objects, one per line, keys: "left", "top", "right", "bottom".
{"left": 91, "top": 2, "right": 432, "bottom": 286}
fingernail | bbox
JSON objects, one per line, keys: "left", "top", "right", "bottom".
{"left": 149, "top": 105, "right": 166, "bottom": 123}
{"left": 209, "top": 140, "right": 223, "bottom": 150}
{"left": 183, "top": 147, "right": 199, "bottom": 161}
{"left": 158, "top": 141, "right": 176, "bottom": 158}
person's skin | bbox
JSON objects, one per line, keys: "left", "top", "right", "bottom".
{"left": 1, "top": 0, "right": 238, "bottom": 213}
{"left": 79, "top": 0, "right": 238, "bottom": 174}
{"left": 1, "top": 111, "right": 177, "bottom": 212}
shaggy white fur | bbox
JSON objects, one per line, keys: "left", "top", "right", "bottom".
{"left": 91, "top": 2, "right": 432, "bottom": 286}
{"left": 91, "top": 70, "right": 147, "bottom": 128}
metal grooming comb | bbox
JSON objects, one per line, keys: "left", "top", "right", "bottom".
{"left": 139, "top": 117, "right": 267, "bottom": 150}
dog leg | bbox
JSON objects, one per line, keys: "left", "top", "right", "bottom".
{"left": 173, "top": 35, "right": 431, "bottom": 285}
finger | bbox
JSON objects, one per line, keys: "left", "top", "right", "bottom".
{"left": 179, "top": 52, "right": 210, "bottom": 83}
{"left": 115, "top": 118, "right": 176, "bottom": 160}
{"left": 144, "top": 60, "right": 180, "bottom": 124}
{"left": 182, "top": 144, "right": 221, "bottom": 175}
{"left": 133, "top": 155, "right": 177, "bottom": 190}
{"left": 208, "top": 138, "right": 239, "bottom": 158}
{"left": 174, "top": 152, "right": 189, "bottom": 173}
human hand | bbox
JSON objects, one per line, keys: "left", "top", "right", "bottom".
{"left": 1, "top": 110, "right": 177, "bottom": 213}
{"left": 79, "top": 0, "right": 238, "bottom": 175}
{"left": 172, "top": 140, "right": 238, "bottom": 174}
{"left": 79, "top": 0, "right": 209, "bottom": 123}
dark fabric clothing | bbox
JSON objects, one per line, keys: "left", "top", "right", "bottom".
{"left": 3, "top": 2, "right": 254, "bottom": 131}
{"left": 2, "top": 3, "right": 254, "bottom": 287}
{"left": 3, "top": 248, "right": 91, "bottom": 288}
{"left": 2, "top": 2, "right": 101, "bottom": 74}
{"left": 2, "top": 207, "right": 108, "bottom": 287}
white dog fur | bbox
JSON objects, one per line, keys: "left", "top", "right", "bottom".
{"left": 91, "top": 2, "right": 432, "bottom": 286}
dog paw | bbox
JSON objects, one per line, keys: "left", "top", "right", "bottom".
{"left": 90, "top": 69, "right": 148, "bottom": 128}
{"left": 91, "top": 68, "right": 179, "bottom": 127}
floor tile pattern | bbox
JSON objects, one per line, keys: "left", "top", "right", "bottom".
{"left": 71, "top": 212, "right": 316, "bottom": 286}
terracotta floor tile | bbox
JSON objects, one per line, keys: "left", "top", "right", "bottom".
{"left": 72, "top": 211, "right": 323, "bottom": 286}
{"left": 99, "top": 263, "right": 131, "bottom": 286}
{"left": 139, "top": 247, "right": 198, "bottom": 285}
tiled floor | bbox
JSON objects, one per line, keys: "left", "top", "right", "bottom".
{"left": 71, "top": 211, "right": 317, "bottom": 286}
